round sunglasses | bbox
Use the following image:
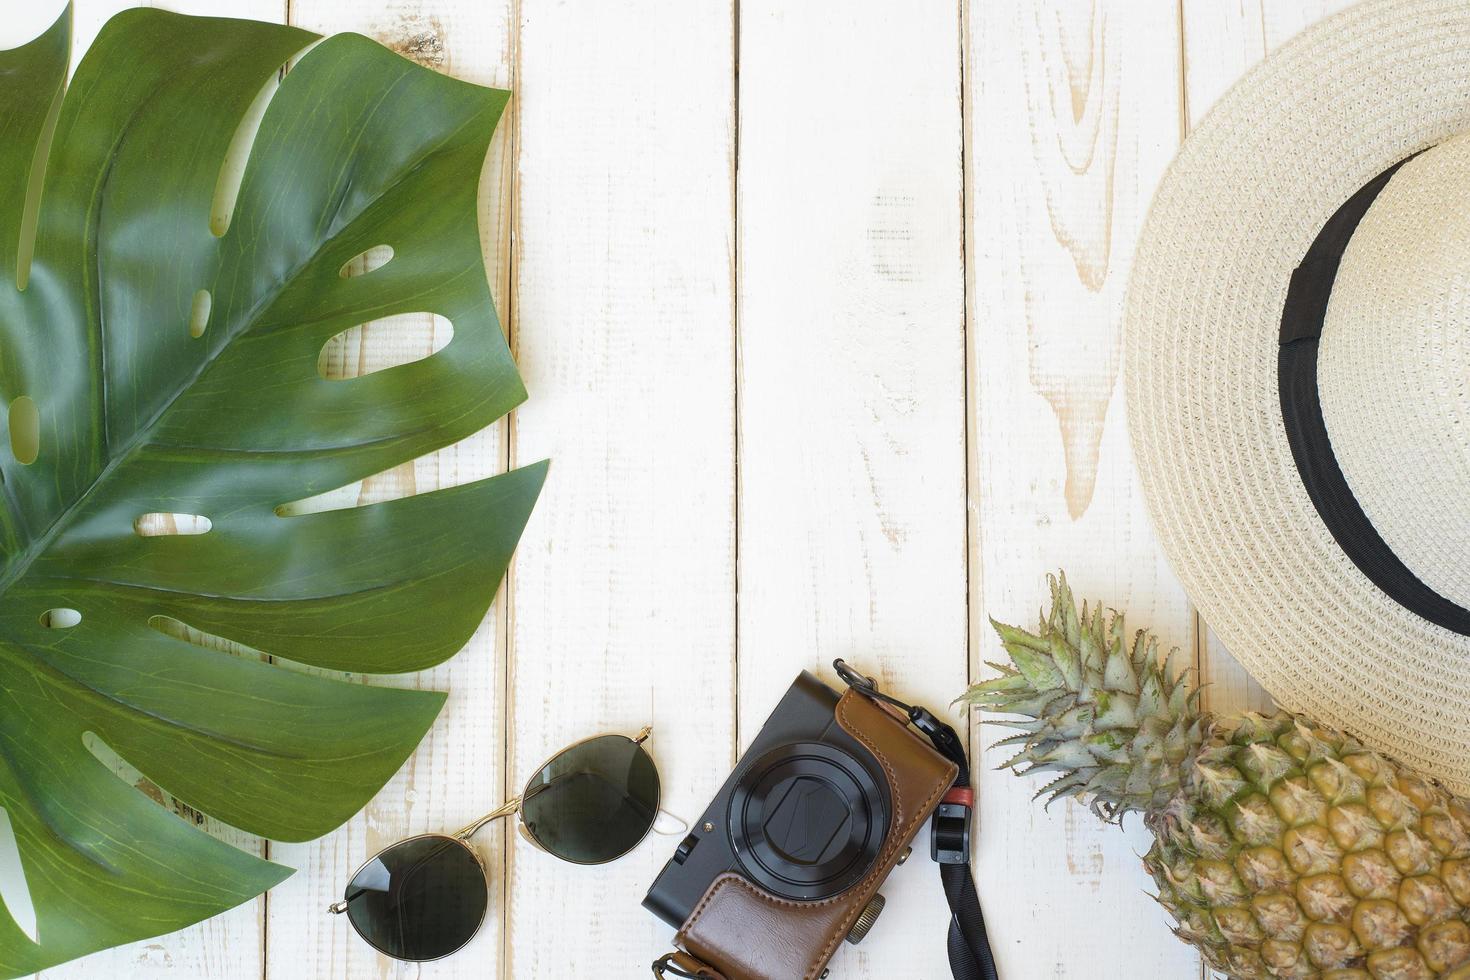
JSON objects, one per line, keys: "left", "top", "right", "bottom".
{"left": 328, "top": 727, "right": 662, "bottom": 962}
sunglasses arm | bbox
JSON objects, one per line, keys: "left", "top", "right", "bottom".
{"left": 452, "top": 797, "right": 523, "bottom": 842}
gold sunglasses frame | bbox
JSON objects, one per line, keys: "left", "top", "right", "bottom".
{"left": 328, "top": 726, "right": 657, "bottom": 962}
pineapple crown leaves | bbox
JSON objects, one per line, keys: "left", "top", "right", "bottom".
{"left": 958, "top": 572, "right": 1208, "bottom": 821}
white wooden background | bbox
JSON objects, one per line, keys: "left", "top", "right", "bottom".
{"left": 0, "top": 1, "right": 1353, "bottom": 978}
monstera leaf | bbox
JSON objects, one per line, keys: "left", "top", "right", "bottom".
{"left": 0, "top": 6, "right": 543, "bottom": 974}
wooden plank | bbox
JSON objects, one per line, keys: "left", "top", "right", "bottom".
{"left": 1201, "top": 627, "right": 1276, "bottom": 718}
{"left": 1183, "top": 1, "right": 1354, "bottom": 729}
{"left": 18, "top": 6, "right": 287, "bottom": 979}
{"left": 8, "top": 6, "right": 1381, "bottom": 980}
{"left": 504, "top": 1, "right": 736, "bottom": 977}
{"left": 965, "top": 1, "right": 1203, "bottom": 976}
{"left": 261, "top": 3, "right": 516, "bottom": 979}
{"left": 2, "top": 3, "right": 70, "bottom": 52}
{"left": 1178, "top": 3, "right": 1353, "bottom": 976}
{"left": 735, "top": 2, "right": 967, "bottom": 976}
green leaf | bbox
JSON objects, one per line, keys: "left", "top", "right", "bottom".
{"left": 1005, "top": 640, "right": 1066, "bottom": 693}
{"left": 0, "top": 7, "right": 543, "bottom": 974}
{"left": 1046, "top": 630, "right": 1082, "bottom": 692}
{"left": 989, "top": 616, "right": 1048, "bottom": 654}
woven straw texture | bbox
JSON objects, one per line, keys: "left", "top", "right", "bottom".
{"left": 1125, "top": 0, "right": 1470, "bottom": 791}
{"left": 1320, "top": 135, "right": 1470, "bottom": 609}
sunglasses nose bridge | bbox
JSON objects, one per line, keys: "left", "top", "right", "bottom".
{"left": 451, "top": 796, "right": 522, "bottom": 841}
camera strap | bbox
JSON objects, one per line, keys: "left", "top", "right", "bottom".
{"left": 833, "top": 660, "right": 999, "bottom": 980}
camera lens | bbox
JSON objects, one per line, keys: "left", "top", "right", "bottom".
{"left": 727, "top": 741, "right": 888, "bottom": 901}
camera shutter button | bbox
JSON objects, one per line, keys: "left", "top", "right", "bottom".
{"left": 844, "top": 893, "right": 886, "bottom": 945}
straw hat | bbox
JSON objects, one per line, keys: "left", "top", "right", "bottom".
{"left": 1125, "top": 0, "right": 1470, "bottom": 790}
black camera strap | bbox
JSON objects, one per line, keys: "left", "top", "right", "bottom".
{"left": 833, "top": 660, "right": 999, "bottom": 980}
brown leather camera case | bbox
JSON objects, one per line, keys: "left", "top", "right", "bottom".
{"left": 669, "top": 690, "right": 959, "bottom": 980}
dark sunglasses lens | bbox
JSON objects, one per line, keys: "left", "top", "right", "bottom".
{"left": 343, "top": 835, "right": 486, "bottom": 961}
{"left": 521, "top": 734, "right": 660, "bottom": 864}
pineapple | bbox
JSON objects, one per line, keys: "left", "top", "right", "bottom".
{"left": 963, "top": 573, "right": 1470, "bottom": 980}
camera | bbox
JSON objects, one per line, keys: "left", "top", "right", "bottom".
{"left": 644, "top": 670, "right": 958, "bottom": 979}
{"left": 644, "top": 672, "right": 889, "bottom": 913}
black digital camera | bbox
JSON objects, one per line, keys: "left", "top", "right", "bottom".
{"left": 644, "top": 671, "right": 900, "bottom": 935}
{"left": 647, "top": 666, "right": 984, "bottom": 980}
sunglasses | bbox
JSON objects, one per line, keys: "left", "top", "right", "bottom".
{"left": 328, "top": 727, "right": 662, "bottom": 961}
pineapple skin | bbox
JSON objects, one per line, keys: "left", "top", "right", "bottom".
{"left": 966, "top": 574, "right": 1470, "bottom": 980}
{"left": 1149, "top": 712, "right": 1470, "bottom": 979}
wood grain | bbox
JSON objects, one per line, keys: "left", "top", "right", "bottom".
{"left": 504, "top": 1, "right": 736, "bottom": 977}
{"left": 735, "top": 2, "right": 967, "bottom": 976}
{"left": 965, "top": 1, "right": 1202, "bottom": 976}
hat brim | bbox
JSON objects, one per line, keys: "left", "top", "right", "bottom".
{"left": 1125, "top": 0, "right": 1470, "bottom": 789}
